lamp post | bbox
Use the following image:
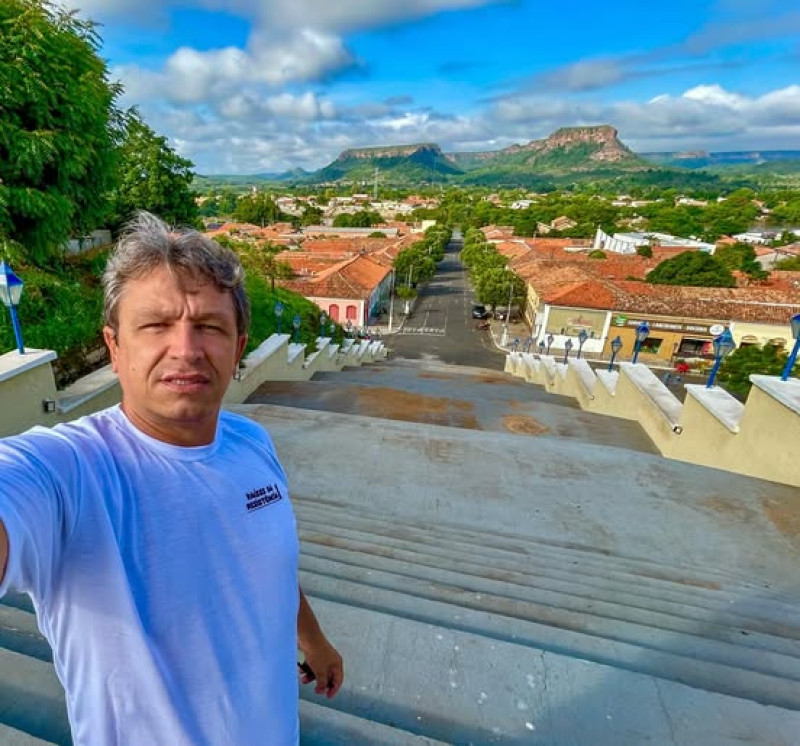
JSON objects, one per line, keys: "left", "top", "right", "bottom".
{"left": 328, "top": 321, "right": 336, "bottom": 338}
{"left": 292, "top": 313, "right": 301, "bottom": 343}
{"left": 319, "top": 311, "right": 327, "bottom": 338}
{"left": 577, "top": 329, "right": 588, "bottom": 359}
{"left": 632, "top": 321, "right": 650, "bottom": 365}
{"left": 538, "top": 340, "right": 545, "bottom": 356}
{"left": 608, "top": 335, "right": 623, "bottom": 372}
{"left": 274, "top": 300, "right": 284, "bottom": 334}
{"left": 345, "top": 320, "right": 353, "bottom": 338}
{"left": 781, "top": 313, "right": 800, "bottom": 381}
{"left": 500, "top": 271, "right": 514, "bottom": 348}
{"left": 563, "top": 338, "right": 573, "bottom": 365}
{"left": 0, "top": 261, "right": 25, "bottom": 354}
{"left": 706, "top": 328, "right": 736, "bottom": 388}
{"left": 546, "top": 333, "right": 554, "bottom": 356}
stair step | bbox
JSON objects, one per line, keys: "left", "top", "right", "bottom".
{"left": 300, "top": 551, "right": 800, "bottom": 686}
{"left": 299, "top": 700, "right": 449, "bottom": 745}
{"left": 293, "top": 496, "right": 794, "bottom": 603}
{"left": 0, "top": 605, "right": 53, "bottom": 662}
{"left": 0, "top": 723, "right": 57, "bottom": 746}
{"left": 306, "top": 594, "right": 800, "bottom": 744}
{"left": 299, "top": 538, "right": 800, "bottom": 662}
{"left": 295, "top": 517, "right": 800, "bottom": 639}
{"left": 0, "top": 649, "right": 70, "bottom": 745}
{"left": 298, "top": 511, "right": 800, "bottom": 620}
{"left": 300, "top": 572, "right": 800, "bottom": 711}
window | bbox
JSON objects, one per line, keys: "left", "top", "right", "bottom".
{"left": 346, "top": 305, "right": 358, "bottom": 321}
{"left": 329, "top": 304, "right": 340, "bottom": 321}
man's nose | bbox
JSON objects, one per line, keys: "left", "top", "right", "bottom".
{"left": 168, "top": 323, "right": 203, "bottom": 359}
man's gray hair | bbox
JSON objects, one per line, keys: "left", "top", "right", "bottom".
{"left": 103, "top": 212, "right": 250, "bottom": 336}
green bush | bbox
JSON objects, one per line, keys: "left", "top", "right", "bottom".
{"left": 588, "top": 250, "right": 607, "bottom": 259}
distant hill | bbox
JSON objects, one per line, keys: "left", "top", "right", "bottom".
{"left": 453, "top": 125, "right": 650, "bottom": 186}
{"left": 640, "top": 150, "right": 800, "bottom": 170}
{"left": 312, "top": 143, "right": 463, "bottom": 184}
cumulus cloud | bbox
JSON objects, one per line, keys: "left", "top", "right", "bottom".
{"left": 116, "top": 29, "right": 356, "bottom": 104}
{"left": 483, "top": 84, "right": 800, "bottom": 152}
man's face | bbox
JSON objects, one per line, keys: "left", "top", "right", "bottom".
{"left": 103, "top": 265, "right": 247, "bottom": 446}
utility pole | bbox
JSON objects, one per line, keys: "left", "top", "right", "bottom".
{"left": 373, "top": 167, "right": 379, "bottom": 201}
{"left": 388, "top": 270, "right": 395, "bottom": 333}
{"left": 501, "top": 273, "right": 514, "bottom": 348}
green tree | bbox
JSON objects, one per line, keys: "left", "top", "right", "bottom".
{"left": 216, "top": 236, "right": 292, "bottom": 292}
{"left": 332, "top": 210, "right": 382, "bottom": 228}
{"left": 475, "top": 268, "right": 525, "bottom": 311}
{"left": 715, "top": 242, "right": 769, "bottom": 280}
{"left": 776, "top": 256, "right": 800, "bottom": 271}
{"left": 647, "top": 251, "right": 736, "bottom": 287}
{"left": 0, "top": 0, "right": 122, "bottom": 264}
{"left": 636, "top": 245, "right": 653, "bottom": 258}
{"left": 112, "top": 111, "right": 198, "bottom": 228}
{"left": 718, "top": 344, "right": 795, "bottom": 398}
{"left": 233, "top": 193, "right": 284, "bottom": 227}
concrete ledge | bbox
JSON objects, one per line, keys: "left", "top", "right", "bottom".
{"left": 685, "top": 385, "right": 744, "bottom": 433}
{"left": 750, "top": 374, "right": 800, "bottom": 416}
{"left": 596, "top": 370, "right": 619, "bottom": 395}
{"left": 56, "top": 365, "right": 119, "bottom": 415}
{"left": 0, "top": 350, "right": 57, "bottom": 384}
{"left": 245, "top": 334, "right": 289, "bottom": 367}
{"left": 620, "top": 363, "right": 683, "bottom": 428}
{"left": 569, "top": 358, "right": 597, "bottom": 396}
{"left": 288, "top": 343, "right": 306, "bottom": 365}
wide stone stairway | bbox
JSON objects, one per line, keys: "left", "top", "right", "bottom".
{"left": 2, "top": 359, "right": 800, "bottom": 744}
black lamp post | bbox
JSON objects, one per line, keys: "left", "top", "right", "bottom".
{"left": 706, "top": 328, "right": 736, "bottom": 388}
{"left": 577, "top": 329, "right": 588, "bottom": 359}
{"left": 781, "top": 313, "right": 800, "bottom": 381}
{"left": 608, "top": 335, "right": 623, "bottom": 372}
{"left": 274, "top": 300, "right": 284, "bottom": 334}
{"left": 632, "top": 321, "right": 650, "bottom": 365}
{"left": 0, "top": 261, "right": 25, "bottom": 354}
{"left": 292, "top": 313, "right": 301, "bottom": 343}
{"left": 319, "top": 311, "right": 327, "bottom": 338}
{"left": 546, "top": 333, "right": 554, "bottom": 355}
{"left": 563, "top": 338, "right": 573, "bottom": 364}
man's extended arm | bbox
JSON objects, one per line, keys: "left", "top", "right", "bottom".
{"left": 297, "top": 587, "right": 344, "bottom": 698}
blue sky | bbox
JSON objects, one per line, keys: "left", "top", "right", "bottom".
{"left": 67, "top": 0, "right": 800, "bottom": 174}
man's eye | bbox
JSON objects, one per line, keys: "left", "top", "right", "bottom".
{"left": 141, "top": 322, "right": 166, "bottom": 330}
{"left": 199, "top": 323, "right": 223, "bottom": 332}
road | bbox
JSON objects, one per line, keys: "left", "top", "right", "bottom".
{"left": 388, "top": 235, "right": 504, "bottom": 369}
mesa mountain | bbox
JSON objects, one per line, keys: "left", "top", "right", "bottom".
{"left": 307, "top": 126, "right": 649, "bottom": 186}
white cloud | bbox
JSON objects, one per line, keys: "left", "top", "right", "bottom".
{"left": 116, "top": 29, "right": 355, "bottom": 105}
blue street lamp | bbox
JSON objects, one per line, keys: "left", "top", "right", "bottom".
{"left": 608, "top": 335, "right": 623, "bottom": 372}
{"left": 577, "top": 329, "right": 588, "bottom": 359}
{"left": 706, "top": 328, "right": 736, "bottom": 388}
{"left": 781, "top": 313, "right": 800, "bottom": 381}
{"left": 292, "top": 313, "right": 301, "bottom": 343}
{"left": 538, "top": 340, "right": 545, "bottom": 356}
{"left": 546, "top": 333, "right": 554, "bottom": 356}
{"left": 274, "top": 300, "right": 284, "bottom": 334}
{"left": 345, "top": 320, "right": 353, "bottom": 338}
{"left": 319, "top": 311, "right": 327, "bottom": 338}
{"left": 632, "top": 321, "right": 650, "bottom": 365}
{"left": 563, "top": 338, "right": 573, "bottom": 364}
{"left": 328, "top": 321, "right": 336, "bottom": 338}
{"left": 0, "top": 261, "right": 25, "bottom": 354}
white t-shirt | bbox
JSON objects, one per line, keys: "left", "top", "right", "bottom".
{"left": 0, "top": 406, "right": 300, "bottom": 746}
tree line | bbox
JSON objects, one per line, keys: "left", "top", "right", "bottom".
{"left": 1, "top": 0, "right": 198, "bottom": 267}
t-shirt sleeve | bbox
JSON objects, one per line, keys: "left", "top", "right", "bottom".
{"left": 0, "top": 430, "right": 76, "bottom": 601}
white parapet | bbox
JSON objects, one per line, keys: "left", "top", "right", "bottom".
{"left": 684, "top": 385, "right": 744, "bottom": 433}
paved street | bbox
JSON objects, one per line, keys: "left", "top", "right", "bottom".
{"left": 387, "top": 236, "right": 506, "bottom": 369}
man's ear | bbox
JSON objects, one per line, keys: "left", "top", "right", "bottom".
{"left": 103, "top": 326, "right": 119, "bottom": 372}
{"left": 236, "top": 335, "right": 248, "bottom": 364}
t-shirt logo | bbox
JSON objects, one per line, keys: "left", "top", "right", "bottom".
{"left": 245, "top": 484, "right": 284, "bottom": 513}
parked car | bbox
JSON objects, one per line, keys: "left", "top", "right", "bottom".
{"left": 471, "top": 304, "right": 490, "bottom": 319}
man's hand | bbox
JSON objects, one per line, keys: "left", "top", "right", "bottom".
{"left": 297, "top": 588, "right": 344, "bottom": 698}
{"left": 299, "top": 639, "right": 344, "bottom": 699}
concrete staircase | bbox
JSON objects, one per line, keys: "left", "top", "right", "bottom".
{"left": 2, "top": 358, "right": 800, "bottom": 743}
